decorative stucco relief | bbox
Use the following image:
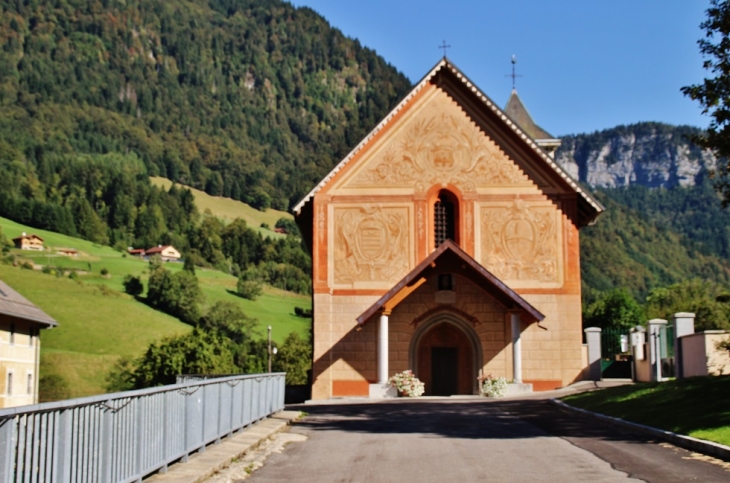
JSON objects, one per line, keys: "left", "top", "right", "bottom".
{"left": 345, "top": 95, "right": 531, "bottom": 192}
{"left": 333, "top": 206, "right": 410, "bottom": 286}
{"left": 480, "top": 199, "right": 562, "bottom": 285}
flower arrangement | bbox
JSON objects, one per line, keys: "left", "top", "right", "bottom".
{"left": 388, "top": 370, "right": 425, "bottom": 397}
{"left": 479, "top": 374, "right": 508, "bottom": 398}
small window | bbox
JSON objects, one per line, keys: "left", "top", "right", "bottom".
{"left": 438, "top": 274, "right": 454, "bottom": 291}
{"left": 7, "top": 372, "right": 13, "bottom": 396}
{"left": 27, "top": 373, "right": 33, "bottom": 394}
{"left": 434, "top": 193, "right": 455, "bottom": 248}
{"left": 29, "top": 327, "right": 36, "bottom": 347}
{"left": 9, "top": 324, "right": 15, "bottom": 346}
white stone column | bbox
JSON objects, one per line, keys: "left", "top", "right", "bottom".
{"left": 648, "top": 318, "right": 668, "bottom": 382}
{"left": 671, "top": 312, "right": 695, "bottom": 379}
{"left": 511, "top": 312, "right": 522, "bottom": 384}
{"left": 584, "top": 327, "right": 602, "bottom": 381}
{"left": 378, "top": 311, "right": 390, "bottom": 384}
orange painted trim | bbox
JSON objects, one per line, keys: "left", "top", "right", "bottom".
{"left": 330, "top": 289, "right": 389, "bottom": 296}
{"left": 514, "top": 287, "right": 580, "bottom": 295}
{"left": 313, "top": 201, "right": 328, "bottom": 284}
{"left": 415, "top": 199, "right": 428, "bottom": 261}
{"left": 332, "top": 380, "right": 370, "bottom": 397}
{"left": 523, "top": 380, "right": 562, "bottom": 391}
{"left": 328, "top": 194, "right": 418, "bottom": 203}
{"left": 426, "top": 184, "right": 463, "bottom": 251}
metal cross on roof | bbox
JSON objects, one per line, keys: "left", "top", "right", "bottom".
{"left": 506, "top": 54, "right": 523, "bottom": 90}
{"left": 438, "top": 40, "right": 451, "bottom": 58}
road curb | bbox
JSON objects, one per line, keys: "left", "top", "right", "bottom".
{"left": 144, "top": 410, "right": 302, "bottom": 483}
{"left": 550, "top": 399, "right": 730, "bottom": 462}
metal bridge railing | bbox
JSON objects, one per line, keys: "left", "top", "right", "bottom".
{"left": 0, "top": 372, "right": 285, "bottom": 483}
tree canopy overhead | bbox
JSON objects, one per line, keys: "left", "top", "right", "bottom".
{"left": 682, "top": 0, "right": 730, "bottom": 202}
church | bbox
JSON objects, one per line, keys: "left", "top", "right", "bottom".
{"left": 294, "top": 58, "right": 603, "bottom": 399}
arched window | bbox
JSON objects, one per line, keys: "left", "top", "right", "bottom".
{"left": 434, "top": 190, "right": 458, "bottom": 248}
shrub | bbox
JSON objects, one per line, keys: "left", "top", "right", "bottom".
{"left": 100, "top": 267, "right": 109, "bottom": 276}
{"left": 294, "top": 306, "right": 312, "bottom": 318}
{"left": 237, "top": 278, "right": 263, "bottom": 300}
{"left": 39, "top": 374, "right": 71, "bottom": 402}
{"left": 123, "top": 275, "right": 144, "bottom": 296}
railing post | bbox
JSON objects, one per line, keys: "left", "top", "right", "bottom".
{"left": 53, "top": 409, "right": 72, "bottom": 482}
{"left": 0, "top": 417, "right": 16, "bottom": 482}
{"left": 100, "top": 403, "right": 113, "bottom": 483}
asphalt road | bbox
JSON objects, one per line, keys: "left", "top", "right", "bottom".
{"left": 246, "top": 398, "right": 730, "bottom": 483}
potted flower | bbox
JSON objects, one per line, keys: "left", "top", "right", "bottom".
{"left": 388, "top": 370, "right": 425, "bottom": 397}
{"left": 478, "top": 374, "right": 508, "bottom": 398}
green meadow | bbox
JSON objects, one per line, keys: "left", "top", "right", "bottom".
{"left": 149, "top": 176, "right": 291, "bottom": 238}
{"left": 0, "top": 216, "right": 311, "bottom": 398}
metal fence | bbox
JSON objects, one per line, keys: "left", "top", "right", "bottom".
{"left": 0, "top": 372, "right": 285, "bottom": 483}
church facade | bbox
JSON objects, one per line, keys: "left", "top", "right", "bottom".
{"left": 294, "top": 59, "right": 603, "bottom": 399}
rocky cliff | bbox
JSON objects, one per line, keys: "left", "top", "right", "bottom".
{"left": 555, "top": 123, "right": 716, "bottom": 188}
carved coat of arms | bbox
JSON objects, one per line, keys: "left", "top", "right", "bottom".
{"left": 334, "top": 206, "right": 409, "bottom": 284}
{"left": 481, "top": 200, "right": 559, "bottom": 283}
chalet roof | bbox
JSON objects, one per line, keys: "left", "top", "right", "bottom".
{"left": 145, "top": 245, "right": 173, "bottom": 254}
{"left": 0, "top": 279, "right": 57, "bottom": 327}
{"left": 293, "top": 58, "right": 603, "bottom": 225}
{"left": 356, "top": 240, "right": 544, "bottom": 325}
{"left": 12, "top": 234, "right": 44, "bottom": 242}
{"left": 504, "top": 90, "right": 554, "bottom": 141}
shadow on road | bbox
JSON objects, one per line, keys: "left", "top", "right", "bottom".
{"left": 287, "top": 398, "right": 654, "bottom": 446}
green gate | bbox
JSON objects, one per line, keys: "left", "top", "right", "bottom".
{"left": 659, "top": 323, "right": 675, "bottom": 378}
{"left": 600, "top": 328, "right": 632, "bottom": 378}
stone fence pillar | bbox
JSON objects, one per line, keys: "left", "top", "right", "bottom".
{"left": 584, "top": 327, "right": 602, "bottom": 381}
{"left": 671, "top": 312, "right": 695, "bottom": 379}
{"left": 648, "top": 319, "right": 668, "bottom": 382}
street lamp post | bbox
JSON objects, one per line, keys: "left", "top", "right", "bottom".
{"left": 268, "top": 325, "right": 272, "bottom": 373}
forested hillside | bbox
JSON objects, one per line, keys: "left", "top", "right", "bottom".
{"left": 560, "top": 123, "right": 730, "bottom": 328}
{"left": 0, "top": 0, "right": 411, "bottom": 212}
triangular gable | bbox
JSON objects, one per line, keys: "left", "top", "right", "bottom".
{"left": 328, "top": 86, "right": 539, "bottom": 194}
{"left": 356, "top": 240, "right": 544, "bottom": 325}
{"left": 294, "top": 58, "right": 603, "bottom": 227}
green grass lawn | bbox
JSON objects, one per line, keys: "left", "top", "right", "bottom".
{"left": 1, "top": 216, "right": 312, "bottom": 398}
{"left": 150, "top": 176, "right": 290, "bottom": 238}
{"left": 0, "top": 263, "right": 191, "bottom": 398}
{"left": 560, "top": 376, "right": 730, "bottom": 446}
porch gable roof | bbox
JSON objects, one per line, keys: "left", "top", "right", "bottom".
{"left": 356, "top": 240, "right": 544, "bottom": 325}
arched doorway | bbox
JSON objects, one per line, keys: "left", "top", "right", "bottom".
{"left": 409, "top": 315, "right": 482, "bottom": 396}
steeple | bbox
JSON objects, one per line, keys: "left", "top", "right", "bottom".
{"left": 503, "top": 57, "right": 561, "bottom": 158}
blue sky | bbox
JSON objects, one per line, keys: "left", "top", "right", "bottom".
{"left": 288, "top": 1, "right": 711, "bottom": 136}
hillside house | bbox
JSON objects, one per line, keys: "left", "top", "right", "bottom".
{"left": 295, "top": 59, "right": 603, "bottom": 399}
{"left": 0, "top": 279, "right": 57, "bottom": 408}
{"left": 12, "top": 233, "right": 44, "bottom": 251}
{"left": 145, "top": 245, "right": 181, "bottom": 262}
{"left": 57, "top": 248, "right": 78, "bottom": 257}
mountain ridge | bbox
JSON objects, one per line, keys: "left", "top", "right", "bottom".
{"left": 555, "top": 122, "right": 716, "bottom": 189}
